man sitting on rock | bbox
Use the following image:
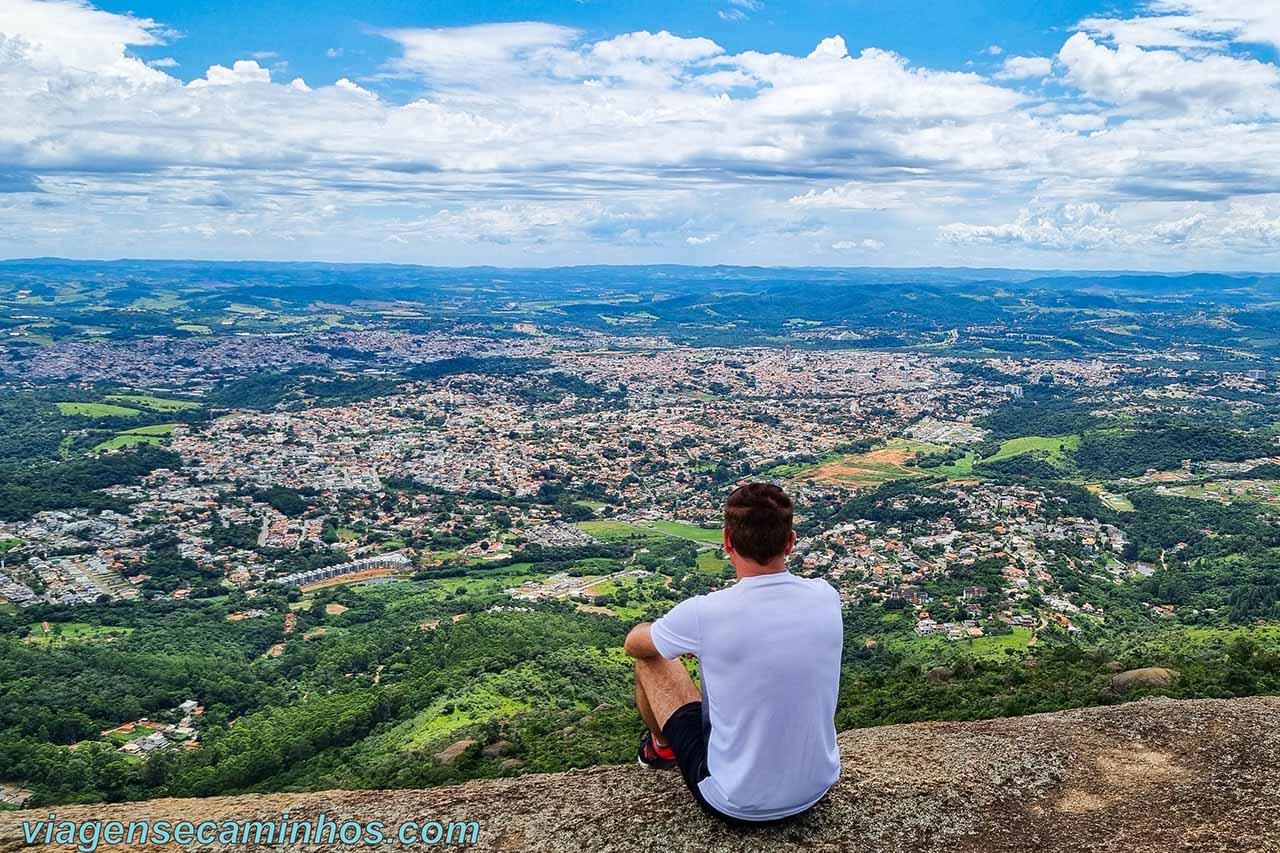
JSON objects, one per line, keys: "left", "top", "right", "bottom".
{"left": 623, "top": 482, "right": 843, "bottom": 825}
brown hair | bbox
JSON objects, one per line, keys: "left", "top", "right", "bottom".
{"left": 723, "top": 482, "right": 794, "bottom": 564}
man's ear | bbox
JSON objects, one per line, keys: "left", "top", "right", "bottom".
{"left": 723, "top": 527, "right": 734, "bottom": 554}
{"left": 784, "top": 529, "right": 797, "bottom": 555}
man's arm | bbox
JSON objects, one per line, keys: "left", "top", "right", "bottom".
{"left": 624, "top": 622, "right": 661, "bottom": 659}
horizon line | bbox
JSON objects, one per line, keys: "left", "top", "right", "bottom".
{"left": 0, "top": 256, "right": 1272, "bottom": 277}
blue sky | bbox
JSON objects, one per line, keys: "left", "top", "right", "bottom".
{"left": 108, "top": 0, "right": 1121, "bottom": 90}
{"left": 3, "top": 0, "right": 1280, "bottom": 268}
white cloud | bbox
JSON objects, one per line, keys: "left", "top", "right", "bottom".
{"left": 1115, "top": 1, "right": 1280, "bottom": 49}
{"left": 1057, "top": 32, "right": 1280, "bottom": 118}
{"left": 790, "top": 184, "right": 913, "bottom": 210}
{"left": 940, "top": 203, "right": 1127, "bottom": 250}
{"left": 1055, "top": 113, "right": 1106, "bottom": 132}
{"left": 939, "top": 200, "right": 1280, "bottom": 255}
{"left": 1076, "top": 13, "right": 1221, "bottom": 49}
{"left": 0, "top": 0, "right": 169, "bottom": 83}
{"left": 720, "top": 0, "right": 761, "bottom": 22}
{"left": 996, "top": 55, "right": 1053, "bottom": 80}
{"left": 590, "top": 30, "right": 721, "bottom": 65}
{"left": 3, "top": 0, "right": 1280, "bottom": 266}
{"left": 380, "top": 21, "right": 578, "bottom": 86}
{"left": 984, "top": 45, "right": 1004, "bottom": 56}
{"left": 188, "top": 59, "right": 272, "bottom": 87}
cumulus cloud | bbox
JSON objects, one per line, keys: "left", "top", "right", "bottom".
{"left": 1057, "top": 32, "right": 1280, "bottom": 117}
{"left": 1099, "top": 1, "right": 1280, "bottom": 50}
{"left": 3, "top": 0, "right": 1280, "bottom": 266}
{"left": 939, "top": 199, "right": 1280, "bottom": 255}
{"left": 940, "top": 203, "right": 1126, "bottom": 250}
{"left": 1076, "top": 13, "right": 1222, "bottom": 49}
{"left": 188, "top": 59, "right": 272, "bottom": 87}
{"left": 0, "top": 0, "right": 167, "bottom": 81}
{"left": 790, "top": 184, "right": 914, "bottom": 210}
{"left": 996, "top": 56, "right": 1053, "bottom": 80}
{"left": 380, "top": 21, "right": 578, "bottom": 86}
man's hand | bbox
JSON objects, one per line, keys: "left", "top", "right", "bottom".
{"left": 624, "top": 622, "right": 661, "bottom": 659}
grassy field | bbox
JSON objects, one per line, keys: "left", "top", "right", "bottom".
{"left": 93, "top": 422, "right": 179, "bottom": 451}
{"left": 23, "top": 622, "right": 135, "bottom": 645}
{"left": 1178, "top": 624, "right": 1280, "bottom": 646}
{"left": 882, "top": 627, "right": 1035, "bottom": 662}
{"left": 926, "top": 451, "right": 980, "bottom": 477}
{"left": 696, "top": 550, "right": 731, "bottom": 574}
{"left": 1087, "top": 483, "right": 1136, "bottom": 511}
{"left": 129, "top": 292, "right": 185, "bottom": 311}
{"left": 578, "top": 518, "right": 723, "bottom": 546}
{"left": 796, "top": 438, "right": 944, "bottom": 488}
{"left": 104, "top": 394, "right": 200, "bottom": 412}
{"left": 985, "top": 434, "right": 1080, "bottom": 464}
{"left": 94, "top": 434, "right": 165, "bottom": 451}
{"left": 922, "top": 434, "right": 1080, "bottom": 478}
{"left": 352, "top": 565, "right": 549, "bottom": 608}
{"left": 639, "top": 520, "right": 722, "bottom": 543}
{"left": 56, "top": 401, "right": 141, "bottom": 417}
{"left": 582, "top": 571, "right": 664, "bottom": 598}
{"left": 767, "top": 453, "right": 841, "bottom": 478}
{"left": 126, "top": 423, "right": 179, "bottom": 435}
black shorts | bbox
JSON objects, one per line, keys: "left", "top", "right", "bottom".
{"left": 661, "top": 701, "right": 803, "bottom": 829}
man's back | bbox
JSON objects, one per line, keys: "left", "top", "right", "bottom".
{"left": 651, "top": 571, "right": 843, "bottom": 821}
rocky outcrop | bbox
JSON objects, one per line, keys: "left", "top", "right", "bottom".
{"left": 433, "top": 738, "right": 478, "bottom": 765}
{"left": 1104, "top": 666, "right": 1181, "bottom": 696}
{"left": 4, "top": 696, "right": 1279, "bottom": 853}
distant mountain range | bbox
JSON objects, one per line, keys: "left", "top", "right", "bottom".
{"left": 5, "top": 258, "right": 1280, "bottom": 357}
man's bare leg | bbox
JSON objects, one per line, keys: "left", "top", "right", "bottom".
{"left": 635, "top": 657, "right": 700, "bottom": 747}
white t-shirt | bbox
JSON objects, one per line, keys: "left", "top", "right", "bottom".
{"left": 650, "top": 571, "right": 843, "bottom": 821}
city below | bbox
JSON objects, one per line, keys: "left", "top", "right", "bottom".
{"left": 1, "top": 261, "right": 1279, "bottom": 808}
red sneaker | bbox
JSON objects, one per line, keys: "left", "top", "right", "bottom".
{"left": 637, "top": 732, "right": 677, "bottom": 770}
